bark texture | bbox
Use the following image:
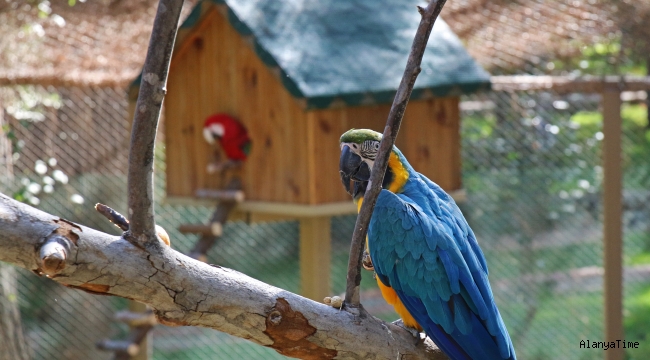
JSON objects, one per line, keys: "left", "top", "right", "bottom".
{"left": 345, "top": 0, "right": 448, "bottom": 307}
{"left": 128, "top": 0, "right": 184, "bottom": 244}
{"left": 0, "top": 194, "right": 447, "bottom": 360}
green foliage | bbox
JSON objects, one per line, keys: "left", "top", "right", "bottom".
{"left": 549, "top": 37, "right": 645, "bottom": 76}
{"left": 461, "top": 113, "right": 496, "bottom": 141}
{"left": 625, "top": 285, "right": 650, "bottom": 359}
{"left": 630, "top": 252, "right": 650, "bottom": 266}
{"left": 570, "top": 111, "right": 601, "bottom": 127}
{"left": 462, "top": 92, "right": 650, "bottom": 359}
{"left": 3, "top": 86, "right": 61, "bottom": 122}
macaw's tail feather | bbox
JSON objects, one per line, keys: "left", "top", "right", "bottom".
{"left": 395, "top": 277, "right": 516, "bottom": 360}
{"left": 421, "top": 314, "right": 516, "bottom": 360}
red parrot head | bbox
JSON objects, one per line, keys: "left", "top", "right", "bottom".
{"left": 202, "top": 113, "right": 251, "bottom": 161}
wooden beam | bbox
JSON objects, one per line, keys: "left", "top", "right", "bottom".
{"left": 165, "top": 189, "right": 468, "bottom": 218}
{"left": 492, "top": 75, "right": 650, "bottom": 93}
{"left": 178, "top": 223, "right": 223, "bottom": 237}
{"left": 300, "top": 217, "right": 331, "bottom": 301}
{"left": 602, "top": 89, "right": 623, "bottom": 360}
{"left": 195, "top": 189, "right": 245, "bottom": 203}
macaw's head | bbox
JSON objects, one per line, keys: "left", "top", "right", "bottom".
{"left": 339, "top": 129, "right": 394, "bottom": 200}
{"left": 203, "top": 113, "right": 236, "bottom": 144}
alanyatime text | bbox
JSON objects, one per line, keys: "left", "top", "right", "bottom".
{"left": 580, "top": 340, "right": 639, "bottom": 350}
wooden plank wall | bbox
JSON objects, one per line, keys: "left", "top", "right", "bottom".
{"left": 307, "top": 97, "right": 461, "bottom": 204}
{"left": 164, "top": 8, "right": 311, "bottom": 203}
{"left": 164, "top": 7, "right": 461, "bottom": 206}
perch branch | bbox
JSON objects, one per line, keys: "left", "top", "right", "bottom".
{"left": 345, "top": 0, "right": 448, "bottom": 307}
{"left": 187, "top": 179, "right": 242, "bottom": 261}
{"left": 96, "top": 340, "right": 140, "bottom": 356}
{"left": 0, "top": 194, "right": 447, "bottom": 360}
{"left": 195, "top": 189, "right": 245, "bottom": 203}
{"left": 114, "top": 310, "right": 158, "bottom": 327}
{"left": 127, "top": 0, "right": 184, "bottom": 246}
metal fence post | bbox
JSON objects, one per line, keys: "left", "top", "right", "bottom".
{"left": 602, "top": 88, "right": 623, "bottom": 360}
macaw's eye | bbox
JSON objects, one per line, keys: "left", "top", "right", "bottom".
{"left": 352, "top": 143, "right": 358, "bottom": 149}
{"left": 374, "top": 142, "right": 379, "bottom": 150}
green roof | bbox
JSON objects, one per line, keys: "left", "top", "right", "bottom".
{"left": 133, "top": 0, "right": 490, "bottom": 109}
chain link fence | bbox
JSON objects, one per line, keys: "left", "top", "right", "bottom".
{"left": 1, "top": 83, "right": 649, "bottom": 359}
{"left": 460, "top": 89, "right": 650, "bottom": 360}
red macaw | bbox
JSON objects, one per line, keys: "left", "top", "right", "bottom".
{"left": 202, "top": 114, "right": 251, "bottom": 172}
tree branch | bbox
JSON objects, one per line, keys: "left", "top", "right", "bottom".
{"left": 345, "top": 0, "right": 448, "bottom": 307}
{"left": 127, "top": 0, "right": 184, "bottom": 246}
{"left": 0, "top": 194, "right": 447, "bottom": 359}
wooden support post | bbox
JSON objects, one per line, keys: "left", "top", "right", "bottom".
{"left": 128, "top": 301, "right": 150, "bottom": 360}
{"left": 299, "top": 216, "right": 331, "bottom": 301}
{"left": 602, "top": 89, "right": 623, "bottom": 360}
{"left": 127, "top": 301, "right": 150, "bottom": 360}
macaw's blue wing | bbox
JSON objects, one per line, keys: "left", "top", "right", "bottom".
{"left": 369, "top": 188, "right": 516, "bottom": 360}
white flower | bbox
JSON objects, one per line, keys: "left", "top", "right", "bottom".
{"left": 52, "top": 170, "right": 68, "bottom": 184}
{"left": 27, "top": 183, "right": 41, "bottom": 194}
{"left": 35, "top": 160, "right": 47, "bottom": 175}
{"left": 70, "top": 194, "right": 84, "bottom": 204}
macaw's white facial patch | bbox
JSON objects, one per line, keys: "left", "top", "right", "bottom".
{"left": 360, "top": 140, "right": 380, "bottom": 160}
{"left": 341, "top": 142, "right": 375, "bottom": 168}
{"left": 203, "top": 127, "right": 215, "bottom": 144}
{"left": 203, "top": 123, "right": 225, "bottom": 144}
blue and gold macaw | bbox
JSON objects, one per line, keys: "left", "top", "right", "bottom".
{"left": 339, "top": 129, "right": 516, "bottom": 360}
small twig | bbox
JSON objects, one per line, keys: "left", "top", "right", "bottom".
{"left": 127, "top": 0, "right": 185, "bottom": 246}
{"left": 95, "top": 203, "right": 130, "bottom": 231}
{"left": 344, "top": 0, "right": 448, "bottom": 307}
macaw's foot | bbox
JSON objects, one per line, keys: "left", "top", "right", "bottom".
{"left": 392, "top": 319, "right": 422, "bottom": 344}
{"left": 362, "top": 250, "right": 374, "bottom": 271}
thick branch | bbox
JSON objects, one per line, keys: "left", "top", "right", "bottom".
{"left": 345, "top": 0, "right": 448, "bottom": 307}
{"left": 0, "top": 194, "right": 446, "bottom": 360}
{"left": 127, "top": 0, "right": 184, "bottom": 245}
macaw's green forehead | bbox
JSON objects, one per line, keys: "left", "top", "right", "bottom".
{"left": 339, "top": 129, "right": 382, "bottom": 144}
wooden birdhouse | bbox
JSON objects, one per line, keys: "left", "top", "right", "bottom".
{"left": 128, "top": 0, "right": 490, "bottom": 301}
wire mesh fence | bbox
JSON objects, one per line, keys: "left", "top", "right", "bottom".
{"left": 460, "top": 89, "right": 650, "bottom": 360}
{"left": 1, "top": 83, "right": 649, "bottom": 359}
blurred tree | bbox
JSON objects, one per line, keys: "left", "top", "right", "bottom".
{"left": 0, "top": 93, "right": 30, "bottom": 360}
{"left": 0, "top": 263, "right": 31, "bottom": 360}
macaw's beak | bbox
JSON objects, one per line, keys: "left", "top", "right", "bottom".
{"left": 339, "top": 145, "right": 370, "bottom": 196}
